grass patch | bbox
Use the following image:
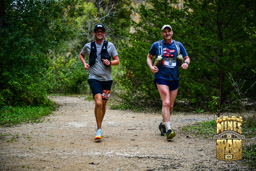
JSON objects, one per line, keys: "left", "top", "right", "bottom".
{"left": 0, "top": 132, "right": 19, "bottom": 143}
{"left": 182, "top": 115, "right": 256, "bottom": 168}
{"left": 243, "top": 114, "right": 256, "bottom": 138}
{"left": 243, "top": 144, "right": 256, "bottom": 169}
{"left": 0, "top": 104, "right": 55, "bottom": 126}
{"left": 242, "top": 114, "right": 256, "bottom": 169}
{"left": 84, "top": 95, "right": 94, "bottom": 101}
{"left": 182, "top": 115, "right": 256, "bottom": 138}
{"left": 182, "top": 120, "right": 216, "bottom": 138}
{"left": 110, "top": 104, "right": 127, "bottom": 110}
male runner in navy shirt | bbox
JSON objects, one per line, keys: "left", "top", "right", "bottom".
{"left": 147, "top": 25, "right": 190, "bottom": 140}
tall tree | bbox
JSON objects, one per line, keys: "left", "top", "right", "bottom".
{"left": 78, "top": 0, "right": 133, "bottom": 45}
{"left": 117, "top": 0, "right": 256, "bottom": 112}
{"left": 183, "top": 0, "right": 256, "bottom": 113}
{"left": 0, "top": 0, "right": 80, "bottom": 106}
{"left": 45, "top": 0, "right": 133, "bottom": 94}
{"left": 117, "top": 0, "right": 185, "bottom": 110}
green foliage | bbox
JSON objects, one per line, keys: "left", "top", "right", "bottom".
{"left": 183, "top": 0, "right": 256, "bottom": 111}
{"left": 208, "top": 96, "right": 219, "bottom": 113}
{"left": 243, "top": 114, "right": 256, "bottom": 138}
{"left": 182, "top": 120, "right": 216, "bottom": 138}
{"left": 183, "top": 116, "right": 256, "bottom": 168}
{"left": 116, "top": 0, "right": 256, "bottom": 112}
{"left": 1, "top": 0, "right": 255, "bottom": 113}
{"left": 76, "top": 0, "right": 133, "bottom": 46}
{"left": 240, "top": 115, "right": 256, "bottom": 168}
{"left": 0, "top": 0, "right": 82, "bottom": 107}
{"left": 243, "top": 144, "right": 256, "bottom": 169}
{"left": 0, "top": 133, "right": 20, "bottom": 143}
{"left": 46, "top": 52, "right": 89, "bottom": 94}
{"left": 44, "top": 0, "right": 133, "bottom": 95}
{"left": 182, "top": 115, "right": 256, "bottom": 138}
{"left": 0, "top": 103, "right": 55, "bottom": 126}
{"left": 117, "top": 40, "right": 162, "bottom": 109}
{"left": 75, "top": 1, "right": 98, "bottom": 45}
{"left": 101, "top": 0, "right": 133, "bottom": 46}
{"left": 116, "top": 0, "right": 184, "bottom": 109}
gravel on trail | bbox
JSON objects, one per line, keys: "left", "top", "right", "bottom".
{"left": 0, "top": 96, "right": 250, "bottom": 170}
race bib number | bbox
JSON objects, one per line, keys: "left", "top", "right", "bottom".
{"left": 102, "top": 90, "right": 111, "bottom": 99}
{"left": 163, "top": 58, "right": 176, "bottom": 68}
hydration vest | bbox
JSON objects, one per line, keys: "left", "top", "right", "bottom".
{"left": 89, "top": 40, "right": 111, "bottom": 67}
{"left": 158, "top": 40, "right": 180, "bottom": 57}
{"left": 157, "top": 40, "right": 181, "bottom": 66}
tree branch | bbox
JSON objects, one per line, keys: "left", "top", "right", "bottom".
{"left": 99, "top": 3, "right": 115, "bottom": 21}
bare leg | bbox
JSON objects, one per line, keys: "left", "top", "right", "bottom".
{"left": 94, "top": 94, "right": 103, "bottom": 129}
{"left": 157, "top": 84, "right": 178, "bottom": 122}
{"left": 169, "top": 89, "right": 178, "bottom": 116}
{"left": 94, "top": 94, "right": 108, "bottom": 129}
{"left": 102, "top": 99, "right": 108, "bottom": 123}
{"left": 157, "top": 84, "right": 178, "bottom": 139}
{"left": 157, "top": 84, "right": 171, "bottom": 122}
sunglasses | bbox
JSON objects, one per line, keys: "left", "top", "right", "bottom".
{"left": 95, "top": 31, "right": 105, "bottom": 33}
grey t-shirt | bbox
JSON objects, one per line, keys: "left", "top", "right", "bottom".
{"left": 80, "top": 41, "right": 118, "bottom": 81}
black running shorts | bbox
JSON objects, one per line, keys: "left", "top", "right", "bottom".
{"left": 88, "top": 79, "right": 113, "bottom": 100}
{"left": 154, "top": 79, "right": 179, "bottom": 91}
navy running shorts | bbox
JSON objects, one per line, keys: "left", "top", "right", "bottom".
{"left": 154, "top": 79, "right": 179, "bottom": 91}
{"left": 88, "top": 79, "right": 113, "bottom": 100}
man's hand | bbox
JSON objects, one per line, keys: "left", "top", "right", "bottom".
{"left": 84, "top": 63, "right": 90, "bottom": 70}
{"left": 102, "top": 59, "right": 111, "bottom": 66}
{"left": 150, "top": 66, "right": 159, "bottom": 73}
{"left": 181, "top": 63, "right": 189, "bottom": 70}
{"left": 80, "top": 53, "right": 90, "bottom": 70}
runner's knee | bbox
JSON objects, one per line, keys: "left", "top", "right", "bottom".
{"left": 162, "top": 101, "right": 170, "bottom": 108}
{"left": 95, "top": 99, "right": 103, "bottom": 107}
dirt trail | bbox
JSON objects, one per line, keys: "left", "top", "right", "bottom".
{"left": 0, "top": 96, "right": 249, "bottom": 170}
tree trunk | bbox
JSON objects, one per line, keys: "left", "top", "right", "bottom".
{"left": 218, "top": 68, "right": 223, "bottom": 117}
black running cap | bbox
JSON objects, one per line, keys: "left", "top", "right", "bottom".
{"left": 94, "top": 24, "right": 105, "bottom": 32}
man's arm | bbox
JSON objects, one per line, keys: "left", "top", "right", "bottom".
{"left": 111, "top": 56, "right": 119, "bottom": 65}
{"left": 102, "top": 55, "right": 119, "bottom": 66}
{"left": 181, "top": 56, "right": 190, "bottom": 70}
{"left": 80, "top": 53, "right": 90, "bottom": 70}
{"left": 184, "top": 56, "right": 190, "bottom": 64}
{"left": 147, "top": 53, "right": 159, "bottom": 73}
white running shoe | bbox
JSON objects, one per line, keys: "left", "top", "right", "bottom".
{"left": 94, "top": 129, "right": 102, "bottom": 141}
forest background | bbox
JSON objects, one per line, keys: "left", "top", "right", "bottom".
{"left": 0, "top": 0, "right": 256, "bottom": 167}
{"left": 1, "top": 0, "right": 255, "bottom": 113}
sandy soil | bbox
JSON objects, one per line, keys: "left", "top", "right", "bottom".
{"left": 0, "top": 96, "right": 251, "bottom": 170}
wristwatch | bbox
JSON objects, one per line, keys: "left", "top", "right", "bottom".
{"left": 185, "top": 62, "right": 189, "bottom": 65}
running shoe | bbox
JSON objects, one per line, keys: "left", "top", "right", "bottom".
{"left": 94, "top": 129, "right": 102, "bottom": 141}
{"left": 158, "top": 122, "right": 166, "bottom": 136}
{"left": 166, "top": 129, "right": 175, "bottom": 140}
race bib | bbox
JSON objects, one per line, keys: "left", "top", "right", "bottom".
{"left": 163, "top": 58, "right": 176, "bottom": 68}
{"left": 102, "top": 90, "right": 111, "bottom": 99}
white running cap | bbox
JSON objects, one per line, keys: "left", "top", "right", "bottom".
{"left": 161, "top": 25, "right": 172, "bottom": 31}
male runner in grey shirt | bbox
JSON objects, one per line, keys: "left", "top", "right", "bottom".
{"left": 80, "top": 24, "right": 119, "bottom": 141}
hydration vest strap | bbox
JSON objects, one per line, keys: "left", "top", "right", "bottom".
{"left": 158, "top": 40, "right": 179, "bottom": 58}
{"left": 102, "top": 40, "right": 108, "bottom": 53}
{"left": 101, "top": 40, "right": 111, "bottom": 67}
{"left": 174, "top": 40, "right": 180, "bottom": 56}
{"left": 89, "top": 40, "right": 110, "bottom": 66}
{"left": 89, "top": 42, "right": 97, "bottom": 66}
{"left": 154, "top": 40, "right": 180, "bottom": 67}
{"left": 158, "top": 40, "right": 163, "bottom": 57}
